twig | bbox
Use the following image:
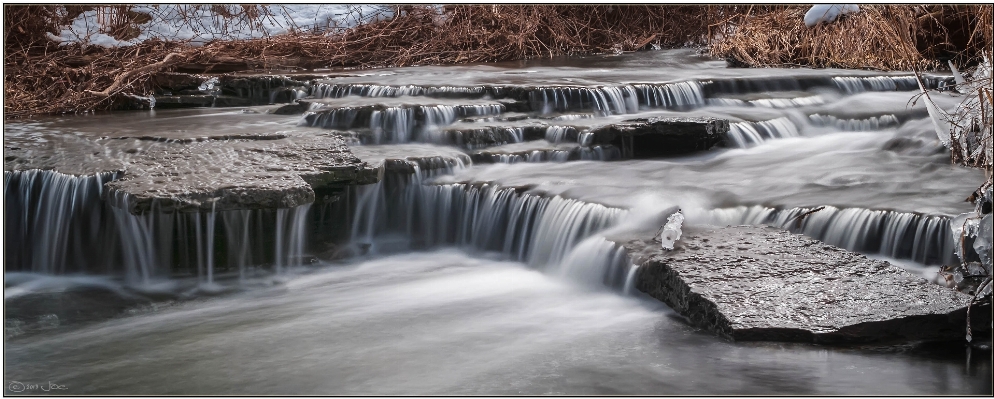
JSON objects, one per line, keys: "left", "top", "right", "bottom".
{"left": 84, "top": 52, "right": 185, "bottom": 97}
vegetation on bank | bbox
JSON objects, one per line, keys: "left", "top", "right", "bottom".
{"left": 4, "top": 4, "right": 991, "bottom": 119}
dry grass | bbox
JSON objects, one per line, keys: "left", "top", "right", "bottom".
{"left": 3, "top": 4, "right": 992, "bottom": 119}
{"left": 710, "top": 5, "right": 993, "bottom": 71}
{"left": 4, "top": 5, "right": 722, "bottom": 119}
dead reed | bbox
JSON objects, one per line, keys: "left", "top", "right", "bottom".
{"left": 3, "top": 4, "right": 992, "bottom": 119}
{"left": 710, "top": 5, "right": 993, "bottom": 71}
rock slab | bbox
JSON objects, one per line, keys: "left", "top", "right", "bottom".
{"left": 628, "top": 225, "right": 976, "bottom": 344}
{"left": 590, "top": 116, "right": 728, "bottom": 158}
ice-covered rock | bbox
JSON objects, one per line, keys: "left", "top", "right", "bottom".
{"left": 803, "top": 4, "right": 860, "bottom": 28}
{"left": 658, "top": 210, "right": 684, "bottom": 251}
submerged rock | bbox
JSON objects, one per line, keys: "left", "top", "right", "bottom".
{"left": 627, "top": 225, "right": 979, "bottom": 344}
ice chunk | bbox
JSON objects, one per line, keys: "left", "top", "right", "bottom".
{"left": 948, "top": 60, "right": 967, "bottom": 87}
{"left": 974, "top": 213, "right": 992, "bottom": 273}
{"left": 804, "top": 4, "right": 860, "bottom": 28}
{"left": 659, "top": 210, "right": 684, "bottom": 251}
{"left": 917, "top": 76, "right": 952, "bottom": 147}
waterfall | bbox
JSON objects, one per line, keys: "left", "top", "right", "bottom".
{"left": 703, "top": 205, "right": 956, "bottom": 265}
{"left": 528, "top": 82, "right": 705, "bottom": 115}
{"left": 303, "top": 104, "right": 505, "bottom": 144}
{"left": 4, "top": 170, "right": 122, "bottom": 275}
{"left": 832, "top": 76, "right": 919, "bottom": 94}
{"left": 750, "top": 95, "right": 827, "bottom": 108}
{"left": 553, "top": 236, "right": 635, "bottom": 290}
{"left": 635, "top": 81, "right": 707, "bottom": 109}
{"left": 346, "top": 165, "right": 629, "bottom": 281}
{"left": 4, "top": 168, "right": 315, "bottom": 283}
{"left": 726, "top": 117, "right": 800, "bottom": 147}
{"left": 544, "top": 126, "right": 579, "bottom": 143}
{"left": 310, "top": 83, "right": 487, "bottom": 98}
{"left": 473, "top": 146, "right": 621, "bottom": 164}
{"left": 808, "top": 113, "right": 900, "bottom": 131}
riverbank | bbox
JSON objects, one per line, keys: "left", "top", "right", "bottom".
{"left": 4, "top": 4, "right": 992, "bottom": 119}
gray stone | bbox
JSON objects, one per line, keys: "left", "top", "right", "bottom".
{"left": 439, "top": 126, "right": 548, "bottom": 149}
{"left": 105, "top": 132, "right": 378, "bottom": 214}
{"left": 272, "top": 101, "right": 314, "bottom": 115}
{"left": 152, "top": 72, "right": 207, "bottom": 93}
{"left": 627, "top": 225, "right": 976, "bottom": 344}
{"left": 590, "top": 116, "right": 729, "bottom": 158}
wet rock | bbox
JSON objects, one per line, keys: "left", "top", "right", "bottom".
{"left": 105, "top": 132, "right": 379, "bottom": 214}
{"left": 152, "top": 72, "right": 207, "bottom": 93}
{"left": 153, "top": 95, "right": 253, "bottom": 109}
{"left": 272, "top": 100, "right": 314, "bottom": 115}
{"left": 628, "top": 225, "right": 975, "bottom": 344}
{"left": 440, "top": 126, "right": 548, "bottom": 149}
{"left": 589, "top": 116, "right": 729, "bottom": 158}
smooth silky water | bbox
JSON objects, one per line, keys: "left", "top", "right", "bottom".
{"left": 3, "top": 49, "right": 990, "bottom": 394}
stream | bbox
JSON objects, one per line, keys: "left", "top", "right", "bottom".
{"left": 3, "top": 49, "right": 990, "bottom": 395}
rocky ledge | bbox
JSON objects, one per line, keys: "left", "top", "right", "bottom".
{"left": 625, "top": 225, "right": 983, "bottom": 344}
{"left": 589, "top": 116, "right": 728, "bottom": 158}
{"left": 105, "top": 132, "right": 378, "bottom": 214}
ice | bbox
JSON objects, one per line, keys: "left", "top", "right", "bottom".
{"left": 974, "top": 213, "right": 992, "bottom": 273}
{"left": 658, "top": 210, "right": 685, "bottom": 251}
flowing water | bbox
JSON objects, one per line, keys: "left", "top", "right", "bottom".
{"left": 3, "top": 49, "right": 990, "bottom": 395}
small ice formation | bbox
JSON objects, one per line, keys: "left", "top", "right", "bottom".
{"left": 658, "top": 209, "right": 685, "bottom": 251}
{"left": 804, "top": 5, "right": 860, "bottom": 28}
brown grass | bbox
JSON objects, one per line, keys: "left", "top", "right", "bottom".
{"left": 3, "top": 4, "right": 992, "bottom": 119}
{"left": 710, "top": 5, "right": 993, "bottom": 71}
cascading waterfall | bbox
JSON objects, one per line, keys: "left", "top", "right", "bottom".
{"left": 310, "top": 83, "right": 488, "bottom": 98}
{"left": 4, "top": 170, "right": 122, "bottom": 275}
{"left": 544, "top": 126, "right": 579, "bottom": 143}
{"left": 346, "top": 164, "right": 634, "bottom": 288}
{"left": 808, "top": 113, "right": 900, "bottom": 131}
{"left": 635, "top": 81, "right": 707, "bottom": 109}
{"left": 832, "top": 76, "right": 919, "bottom": 94}
{"left": 528, "top": 82, "right": 706, "bottom": 115}
{"left": 4, "top": 168, "right": 314, "bottom": 285}
{"left": 474, "top": 146, "right": 621, "bottom": 164}
{"left": 750, "top": 95, "right": 828, "bottom": 108}
{"left": 726, "top": 117, "right": 801, "bottom": 147}
{"left": 703, "top": 205, "right": 956, "bottom": 265}
{"left": 109, "top": 191, "right": 315, "bottom": 285}
{"left": 303, "top": 104, "right": 505, "bottom": 144}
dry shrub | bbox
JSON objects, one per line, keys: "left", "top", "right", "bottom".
{"left": 4, "top": 5, "right": 727, "bottom": 118}
{"left": 5, "top": 4, "right": 992, "bottom": 119}
{"left": 710, "top": 5, "right": 993, "bottom": 71}
{"left": 180, "top": 5, "right": 723, "bottom": 69}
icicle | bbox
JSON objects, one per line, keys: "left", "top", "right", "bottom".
{"left": 948, "top": 60, "right": 966, "bottom": 87}
{"left": 916, "top": 74, "right": 952, "bottom": 147}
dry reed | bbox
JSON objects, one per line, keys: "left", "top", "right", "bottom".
{"left": 4, "top": 4, "right": 992, "bottom": 119}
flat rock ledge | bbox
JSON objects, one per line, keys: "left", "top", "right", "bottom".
{"left": 105, "top": 132, "right": 378, "bottom": 214}
{"left": 590, "top": 116, "right": 728, "bottom": 158}
{"left": 626, "top": 225, "right": 976, "bottom": 344}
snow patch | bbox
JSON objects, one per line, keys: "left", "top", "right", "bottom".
{"left": 49, "top": 5, "right": 395, "bottom": 47}
{"left": 804, "top": 4, "right": 860, "bottom": 28}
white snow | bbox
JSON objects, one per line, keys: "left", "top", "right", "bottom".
{"left": 803, "top": 4, "right": 860, "bottom": 28}
{"left": 48, "top": 5, "right": 395, "bottom": 47}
